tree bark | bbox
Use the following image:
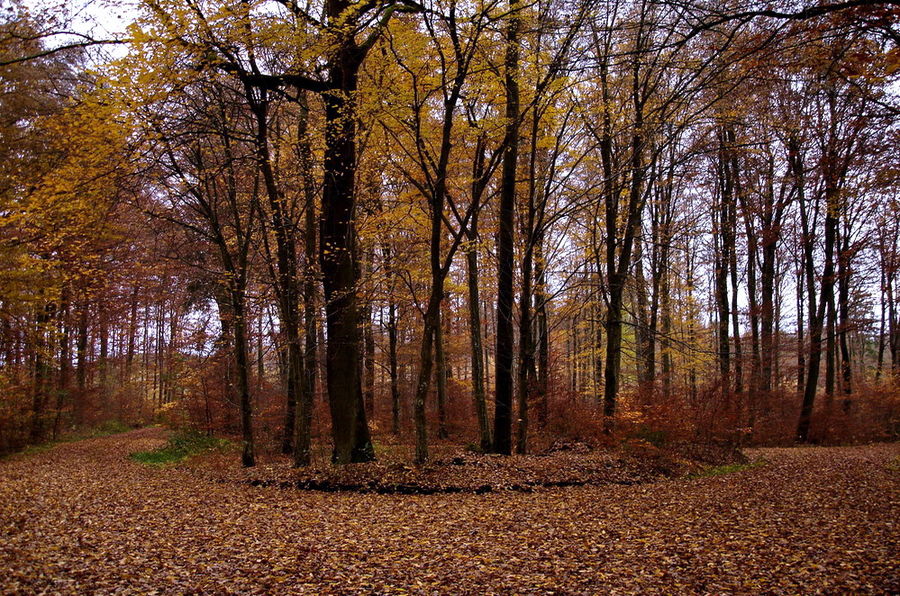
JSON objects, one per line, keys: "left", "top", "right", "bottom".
{"left": 320, "top": 48, "right": 373, "bottom": 464}
{"left": 465, "top": 222, "right": 491, "bottom": 451}
{"left": 294, "top": 90, "right": 317, "bottom": 467}
{"left": 493, "top": 0, "right": 520, "bottom": 455}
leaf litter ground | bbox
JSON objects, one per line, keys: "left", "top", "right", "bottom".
{"left": 1, "top": 427, "right": 897, "bottom": 593}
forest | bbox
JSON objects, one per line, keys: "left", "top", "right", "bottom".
{"left": 1, "top": 0, "right": 898, "bottom": 462}
{"left": 2, "top": 0, "right": 899, "bottom": 462}
{"left": 1, "top": 0, "right": 899, "bottom": 592}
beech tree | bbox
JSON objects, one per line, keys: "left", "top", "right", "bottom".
{"left": 4, "top": 0, "right": 898, "bottom": 460}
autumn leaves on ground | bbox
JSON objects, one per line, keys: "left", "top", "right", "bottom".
{"left": 1, "top": 429, "right": 897, "bottom": 594}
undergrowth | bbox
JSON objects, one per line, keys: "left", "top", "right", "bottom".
{"left": 130, "top": 431, "right": 229, "bottom": 466}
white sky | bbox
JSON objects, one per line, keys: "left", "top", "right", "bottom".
{"left": 25, "top": 0, "right": 137, "bottom": 55}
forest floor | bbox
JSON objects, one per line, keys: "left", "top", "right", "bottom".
{"left": 0, "top": 428, "right": 897, "bottom": 594}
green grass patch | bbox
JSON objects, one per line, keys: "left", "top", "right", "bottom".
{"left": 86, "top": 419, "right": 132, "bottom": 438}
{"left": 692, "top": 459, "right": 766, "bottom": 479}
{"left": 130, "top": 431, "right": 229, "bottom": 466}
{"left": 17, "top": 442, "right": 58, "bottom": 457}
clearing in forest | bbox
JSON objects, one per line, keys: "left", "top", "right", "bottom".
{"left": 1, "top": 428, "right": 897, "bottom": 593}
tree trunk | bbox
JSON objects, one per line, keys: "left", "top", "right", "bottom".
{"left": 714, "top": 155, "right": 731, "bottom": 396}
{"left": 75, "top": 301, "right": 89, "bottom": 426}
{"left": 797, "top": 157, "right": 839, "bottom": 441}
{"left": 30, "top": 301, "right": 54, "bottom": 442}
{"left": 384, "top": 245, "right": 401, "bottom": 436}
{"left": 54, "top": 290, "right": 71, "bottom": 439}
{"left": 294, "top": 90, "right": 317, "bottom": 467}
{"left": 231, "top": 287, "right": 256, "bottom": 467}
{"left": 435, "top": 306, "right": 449, "bottom": 440}
{"left": 320, "top": 50, "right": 373, "bottom": 464}
{"left": 364, "top": 250, "right": 376, "bottom": 420}
{"left": 466, "top": 225, "right": 491, "bottom": 450}
{"left": 837, "top": 221, "right": 852, "bottom": 400}
{"left": 535, "top": 230, "right": 549, "bottom": 427}
{"left": 413, "top": 293, "right": 441, "bottom": 464}
{"left": 492, "top": 0, "right": 520, "bottom": 455}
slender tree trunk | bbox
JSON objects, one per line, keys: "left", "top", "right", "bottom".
{"left": 634, "top": 236, "right": 651, "bottom": 387}
{"left": 256, "top": 310, "right": 264, "bottom": 392}
{"left": 364, "top": 250, "right": 376, "bottom": 420}
{"left": 602, "top": 38, "right": 647, "bottom": 421}
{"left": 383, "top": 244, "right": 401, "bottom": 437}
{"left": 728, "top": 203, "right": 743, "bottom": 396}
{"left": 876, "top": 264, "right": 886, "bottom": 380}
{"left": 889, "top": 267, "right": 898, "bottom": 378}
{"left": 413, "top": 293, "right": 441, "bottom": 464}
{"left": 75, "top": 301, "right": 89, "bottom": 426}
{"left": 516, "top": 221, "right": 534, "bottom": 454}
{"left": 837, "top": 222, "right": 852, "bottom": 400}
{"left": 54, "top": 290, "right": 71, "bottom": 439}
{"left": 465, "top": 223, "right": 491, "bottom": 449}
{"left": 388, "top": 297, "right": 400, "bottom": 435}
{"left": 796, "top": 261, "right": 806, "bottom": 393}
{"left": 294, "top": 90, "right": 317, "bottom": 467}
{"left": 245, "top": 92, "right": 302, "bottom": 457}
{"left": 435, "top": 306, "right": 449, "bottom": 440}
{"left": 714, "top": 176, "right": 731, "bottom": 395}
{"left": 231, "top": 287, "right": 256, "bottom": 467}
{"left": 732, "top": 135, "right": 762, "bottom": 394}
{"left": 825, "top": 279, "right": 837, "bottom": 401}
{"left": 98, "top": 303, "right": 109, "bottom": 412}
{"left": 30, "top": 301, "right": 54, "bottom": 442}
{"left": 797, "top": 185, "right": 839, "bottom": 442}
{"left": 125, "top": 284, "right": 139, "bottom": 384}
{"left": 535, "top": 230, "right": 549, "bottom": 426}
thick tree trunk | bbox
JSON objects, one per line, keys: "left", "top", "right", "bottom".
{"left": 493, "top": 0, "right": 519, "bottom": 455}
{"left": 320, "top": 52, "right": 373, "bottom": 464}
